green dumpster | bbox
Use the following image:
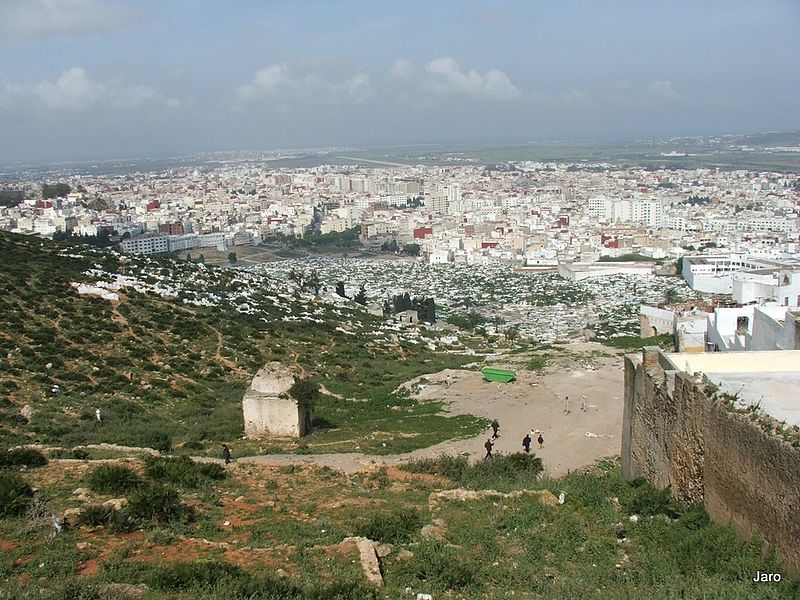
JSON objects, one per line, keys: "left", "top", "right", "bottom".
{"left": 481, "top": 367, "right": 516, "bottom": 383}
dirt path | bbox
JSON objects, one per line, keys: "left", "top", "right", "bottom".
{"left": 198, "top": 343, "right": 626, "bottom": 477}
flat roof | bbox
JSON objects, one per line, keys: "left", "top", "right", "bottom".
{"left": 664, "top": 351, "right": 800, "bottom": 427}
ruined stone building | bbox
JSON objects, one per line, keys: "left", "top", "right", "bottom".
{"left": 242, "top": 362, "right": 312, "bottom": 438}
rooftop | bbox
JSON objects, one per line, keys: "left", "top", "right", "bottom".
{"left": 664, "top": 351, "right": 800, "bottom": 427}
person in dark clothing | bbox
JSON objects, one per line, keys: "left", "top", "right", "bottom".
{"left": 484, "top": 438, "right": 494, "bottom": 460}
{"left": 522, "top": 433, "right": 532, "bottom": 453}
{"left": 222, "top": 444, "right": 232, "bottom": 465}
{"left": 537, "top": 433, "right": 544, "bottom": 449}
{"left": 491, "top": 419, "right": 500, "bottom": 439}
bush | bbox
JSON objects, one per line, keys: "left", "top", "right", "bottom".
{"left": 127, "top": 484, "right": 194, "bottom": 524}
{"left": 401, "top": 452, "right": 543, "bottom": 490}
{"left": 140, "top": 430, "right": 172, "bottom": 453}
{"left": 288, "top": 378, "right": 320, "bottom": 410}
{"left": 75, "top": 504, "right": 114, "bottom": 527}
{"left": 0, "top": 447, "right": 48, "bottom": 468}
{"left": 146, "top": 561, "right": 243, "bottom": 590}
{"left": 400, "top": 454, "right": 469, "bottom": 480}
{"left": 625, "top": 478, "right": 680, "bottom": 517}
{"left": 355, "top": 508, "right": 421, "bottom": 543}
{"left": 0, "top": 473, "right": 34, "bottom": 518}
{"left": 411, "top": 541, "right": 476, "bottom": 590}
{"left": 143, "top": 456, "right": 226, "bottom": 489}
{"left": 85, "top": 464, "right": 143, "bottom": 495}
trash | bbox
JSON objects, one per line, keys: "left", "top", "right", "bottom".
{"left": 558, "top": 492, "right": 566, "bottom": 505}
{"left": 629, "top": 514, "right": 640, "bottom": 523}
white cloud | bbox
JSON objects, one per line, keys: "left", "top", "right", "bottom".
{"left": 34, "top": 67, "right": 101, "bottom": 110}
{"left": 646, "top": 80, "right": 682, "bottom": 101}
{"left": 0, "top": 0, "right": 135, "bottom": 40}
{"left": 423, "top": 57, "right": 520, "bottom": 101}
{"left": 28, "top": 67, "right": 178, "bottom": 111}
{"left": 234, "top": 63, "right": 374, "bottom": 110}
{"left": 389, "top": 58, "right": 415, "bottom": 80}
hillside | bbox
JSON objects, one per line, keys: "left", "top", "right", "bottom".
{"left": 0, "top": 233, "right": 482, "bottom": 456}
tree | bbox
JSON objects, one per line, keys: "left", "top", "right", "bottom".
{"left": 353, "top": 284, "right": 368, "bottom": 305}
{"left": 306, "top": 270, "right": 322, "bottom": 296}
{"left": 504, "top": 325, "right": 520, "bottom": 345}
{"left": 288, "top": 378, "right": 320, "bottom": 411}
{"left": 404, "top": 243, "right": 421, "bottom": 256}
{"left": 197, "top": 254, "right": 205, "bottom": 264}
{"left": 335, "top": 281, "right": 347, "bottom": 298}
{"left": 186, "top": 253, "right": 192, "bottom": 261}
{"left": 42, "top": 183, "right": 71, "bottom": 199}
{"left": 228, "top": 252, "right": 238, "bottom": 264}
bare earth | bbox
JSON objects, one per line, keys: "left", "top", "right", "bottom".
{"left": 211, "top": 343, "right": 626, "bottom": 476}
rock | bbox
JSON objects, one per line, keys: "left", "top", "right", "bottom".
{"left": 429, "top": 489, "right": 562, "bottom": 511}
{"left": 62, "top": 508, "right": 82, "bottom": 526}
{"left": 45, "top": 362, "right": 53, "bottom": 369}
{"left": 76, "top": 542, "right": 93, "bottom": 551}
{"left": 375, "top": 543, "right": 393, "bottom": 558}
{"left": 396, "top": 549, "right": 414, "bottom": 561}
{"left": 72, "top": 487, "right": 91, "bottom": 496}
{"left": 420, "top": 519, "right": 446, "bottom": 541}
{"left": 97, "top": 583, "right": 149, "bottom": 599}
{"left": 341, "top": 536, "right": 383, "bottom": 587}
{"left": 275, "top": 568, "right": 288, "bottom": 578}
{"left": 234, "top": 496, "right": 245, "bottom": 502}
{"left": 20, "top": 405, "right": 34, "bottom": 422}
{"left": 417, "top": 594, "right": 433, "bottom": 600}
{"left": 102, "top": 498, "right": 128, "bottom": 510}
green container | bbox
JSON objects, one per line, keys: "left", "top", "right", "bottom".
{"left": 481, "top": 367, "right": 516, "bottom": 383}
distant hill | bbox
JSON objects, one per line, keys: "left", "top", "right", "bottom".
{"left": 731, "top": 130, "right": 800, "bottom": 146}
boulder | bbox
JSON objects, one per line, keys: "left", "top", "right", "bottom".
{"left": 341, "top": 536, "right": 383, "bottom": 587}
{"left": 102, "top": 498, "right": 128, "bottom": 510}
{"left": 20, "top": 405, "right": 34, "bottom": 422}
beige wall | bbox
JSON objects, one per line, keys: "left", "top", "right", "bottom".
{"left": 623, "top": 348, "right": 800, "bottom": 573}
{"left": 243, "top": 392, "right": 306, "bottom": 438}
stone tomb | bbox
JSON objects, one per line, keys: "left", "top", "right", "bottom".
{"left": 242, "top": 362, "right": 312, "bottom": 438}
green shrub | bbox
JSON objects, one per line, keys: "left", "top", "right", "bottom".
{"left": 75, "top": 504, "right": 113, "bottom": 527}
{"left": 146, "top": 560, "right": 243, "bottom": 590}
{"left": 0, "top": 473, "right": 34, "bottom": 517}
{"left": 0, "top": 447, "right": 48, "bottom": 468}
{"left": 400, "top": 454, "right": 469, "bottom": 480}
{"left": 625, "top": 478, "right": 680, "bottom": 517}
{"left": 355, "top": 508, "right": 421, "bottom": 543}
{"left": 140, "top": 430, "right": 172, "bottom": 453}
{"left": 127, "top": 484, "right": 194, "bottom": 524}
{"left": 410, "top": 541, "right": 477, "bottom": 590}
{"left": 288, "top": 378, "right": 320, "bottom": 410}
{"left": 85, "top": 464, "right": 142, "bottom": 495}
{"left": 143, "top": 456, "right": 226, "bottom": 489}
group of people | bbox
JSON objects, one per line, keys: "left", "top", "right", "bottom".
{"left": 563, "top": 395, "right": 589, "bottom": 414}
{"left": 484, "top": 420, "right": 544, "bottom": 459}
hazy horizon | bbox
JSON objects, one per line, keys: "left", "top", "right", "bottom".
{"left": 1, "top": 0, "right": 798, "bottom": 163}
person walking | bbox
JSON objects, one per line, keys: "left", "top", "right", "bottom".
{"left": 537, "top": 433, "right": 544, "bottom": 448}
{"left": 581, "top": 395, "right": 588, "bottom": 412}
{"left": 222, "top": 444, "right": 232, "bottom": 465}
{"left": 563, "top": 396, "right": 571, "bottom": 414}
{"left": 484, "top": 438, "right": 494, "bottom": 460}
{"left": 491, "top": 419, "right": 500, "bottom": 439}
{"left": 522, "top": 433, "right": 532, "bottom": 453}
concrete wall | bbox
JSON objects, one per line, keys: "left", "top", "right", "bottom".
{"left": 243, "top": 392, "right": 307, "bottom": 438}
{"left": 242, "top": 361, "right": 311, "bottom": 438}
{"left": 622, "top": 348, "right": 800, "bottom": 572}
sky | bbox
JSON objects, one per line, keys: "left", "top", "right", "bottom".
{"left": 0, "top": 0, "right": 798, "bottom": 163}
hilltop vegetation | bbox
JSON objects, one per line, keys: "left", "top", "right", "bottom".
{"left": 0, "top": 232, "right": 481, "bottom": 455}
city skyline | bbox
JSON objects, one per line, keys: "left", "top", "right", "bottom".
{"left": 1, "top": 0, "right": 799, "bottom": 163}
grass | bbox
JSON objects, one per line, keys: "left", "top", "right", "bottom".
{"left": 0, "top": 232, "right": 482, "bottom": 457}
{"left": 0, "top": 457, "right": 797, "bottom": 597}
{"left": 602, "top": 333, "right": 675, "bottom": 350}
